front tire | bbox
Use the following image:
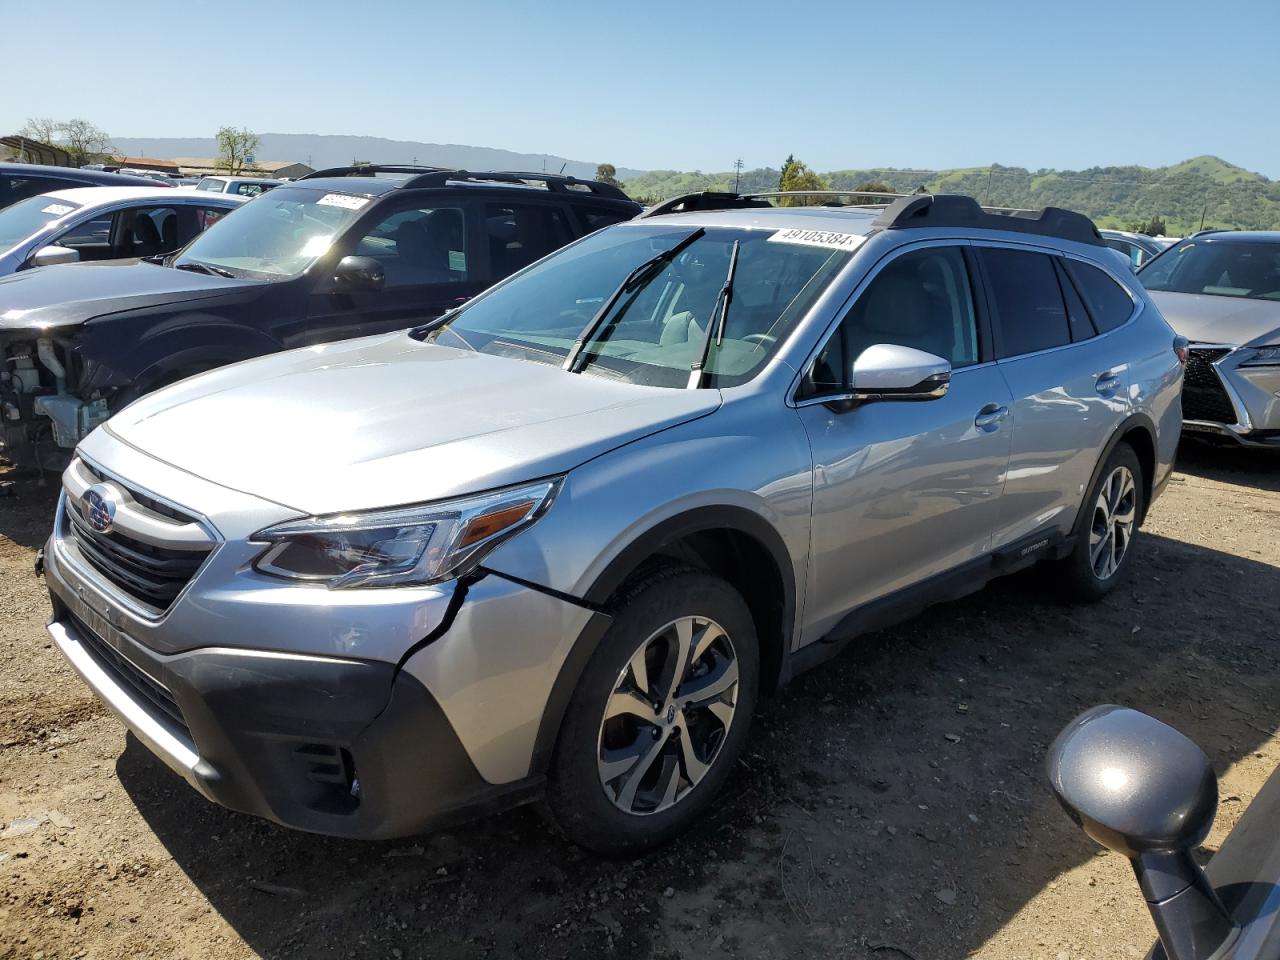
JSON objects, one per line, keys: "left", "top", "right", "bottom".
{"left": 547, "top": 566, "right": 758, "bottom": 855}
{"left": 1058, "top": 442, "right": 1144, "bottom": 601}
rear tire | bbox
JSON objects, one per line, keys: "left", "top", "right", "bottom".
{"left": 1057, "top": 442, "right": 1144, "bottom": 602}
{"left": 547, "top": 566, "right": 758, "bottom": 855}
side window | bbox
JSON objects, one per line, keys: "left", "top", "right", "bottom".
{"left": 57, "top": 213, "right": 115, "bottom": 250}
{"left": 1053, "top": 259, "right": 1097, "bottom": 342}
{"left": 805, "top": 246, "right": 979, "bottom": 397}
{"left": 485, "top": 203, "right": 574, "bottom": 277}
{"left": 236, "top": 182, "right": 268, "bottom": 197}
{"left": 194, "top": 206, "right": 231, "bottom": 232}
{"left": 122, "top": 206, "right": 180, "bottom": 257}
{"left": 1104, "top": 238, "right": 1142, "bottom": 270}
{"left": 575, "top": 206, "right": 632, "bottom": 235}
{"left": 979, "top": 248, "right": 1071, "bottom": 357}
{"left": 352, "top": 206, "right": 469, "bottom": 288}
{"left": 1062, "top": 259, "right": 1135, "bottom": 334}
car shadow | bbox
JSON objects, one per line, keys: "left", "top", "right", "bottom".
{"left": 1177, "top": 438, "right": 1280, "bottom": 493}
{"left": 116, "top": 528, "right": 1280, "bottom": 960}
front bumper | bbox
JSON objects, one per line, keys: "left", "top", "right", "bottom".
{"left": 1182, "top": 345, "right": 1280, "bottom": 447}
{"left": 46, "top": 540, "right": 547, "bottom": 838}
{"left": 45, "top": 448, "right": 598, "bottom": 836}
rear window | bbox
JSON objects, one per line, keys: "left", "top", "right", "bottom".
{"left": 1064, "top": 260, "right": 1134, "bottom": 333}
{"left": 576, "top": 207, "right": 632, "bottom": 234}
{"left": 980, "top": 248, "right": 1071, "bottom": 357}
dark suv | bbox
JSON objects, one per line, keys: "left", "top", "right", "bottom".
{"left": 0, "top": 162, "right": 167, "bottom": 209}
{"left": 0, "top": 166, "right": 640, "bottom": 466}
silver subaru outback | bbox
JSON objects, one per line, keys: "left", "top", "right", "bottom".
{"left": 43, "top": 194, "right": 1184, "bottom": 853}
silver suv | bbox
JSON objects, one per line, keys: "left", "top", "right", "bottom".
{"left": 43, "top": 194, "right": 1184, "bottom": 853}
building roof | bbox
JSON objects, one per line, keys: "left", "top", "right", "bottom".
{"left": 169, "top": 157, "right": 314, "bottom": 177}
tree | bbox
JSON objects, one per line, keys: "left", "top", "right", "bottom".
{"left": 778, "top": 154, "right": 795, "bottom": 190}
{"left": 594, "top": 163, "right": 621, "bottom": 188}
{"left": 17, "top": 117, "right": 58, "bottom": 145}
{"left": 58, "top": 118, "right": 115, "bottom": 167}
{"left": 215, "top": 126, "right": 260, "bottom": 176}
{"left": 852, "top": 179, "right": 894, "bottom": 197}
{"left": 777, "top": 157, "right": 828, "bottom": 206}
{"left": 1125, "top": 214, "right": 1168, "bottom": 236}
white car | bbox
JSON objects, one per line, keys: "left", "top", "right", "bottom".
{"left": 194, "top": 176, "right": 282, "bottom": 198}
{"left": 0, "top": 187, "right": 246, "bottom": 275}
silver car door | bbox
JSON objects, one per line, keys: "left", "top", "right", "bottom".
{"left": 977, "top": 245, "right": 1134, "bottom": 551}
{"left": 794, "top": 241, "right": 1013, "bottom": 645}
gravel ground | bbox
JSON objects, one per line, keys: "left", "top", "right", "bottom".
{"left": 1, "top": 441, "right": 1278, "bottom": 960}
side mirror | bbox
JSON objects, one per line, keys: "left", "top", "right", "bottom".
{"left": 851, "top": 344, "right": 951, "bottom": 402}
{"left": 29, "top": 245, "right": 80, "bottom": 268}
{"left": 333, "top": 255, "right": 385, "bottom": 292}
{"left": 1047, "top": 705, "right": 1238, "bottom": 960}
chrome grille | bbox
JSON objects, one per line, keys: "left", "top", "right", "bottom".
{"left": 1182, "top": 348, "right": 1238, "bottom": 424}
{"left": 60, "top": 460, "right": 215, "bottom": 615}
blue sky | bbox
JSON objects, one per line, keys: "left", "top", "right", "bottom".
{"left": 4, "top": 0, "right": 1279, "bottom": 176}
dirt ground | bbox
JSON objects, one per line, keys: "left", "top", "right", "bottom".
{"left": 1, "top": 441, "right": 1278, "bottom": 960}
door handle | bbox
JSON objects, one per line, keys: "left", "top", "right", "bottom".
{"left": 975, "top": 404, "right": 1009, "bottom": 431}
{"left": 1095, "top": 371, "right": 1122, "bottom": 397}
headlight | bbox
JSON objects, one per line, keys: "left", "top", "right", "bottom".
{"left": 252, "top": 479, "right": 560, "bottom": 588}
{"left": 1240, "top": 345, "right": 1280, "bottom": 367}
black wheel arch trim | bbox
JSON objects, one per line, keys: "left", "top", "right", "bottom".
{"left": 528, "top": 504, "right": 798, "bottom": 775}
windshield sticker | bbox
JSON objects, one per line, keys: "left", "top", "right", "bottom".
{"left": 316, "top": 193, "right": 369, "bottom": 210}
{"left": 768, "top": 228, "right": 865, "bottom": 251}
{"left": 41, "top": 203, "right": 75, "bottom": 217}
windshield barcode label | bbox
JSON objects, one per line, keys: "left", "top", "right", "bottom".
{"left": 317, "top": 193, "right": 369, "bottom": 210}
{"left": 768, "top": 228, "right": 865, "bottom": 251}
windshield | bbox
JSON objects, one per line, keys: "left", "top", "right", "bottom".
{"left": 0, "top": 195, "right": 81, "bottom": 253}
{"left": 173, "top": 186, "right": 369, "bottom": 280}
{"left": 1140, "top": 239, "right": 1280, "bottom": 301}
{"left": 423, "top": 224, "right": 854, "bottom": 388}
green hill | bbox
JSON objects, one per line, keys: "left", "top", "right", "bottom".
{"left": 623, "top": 156, "right": 1280, "bottom": 233}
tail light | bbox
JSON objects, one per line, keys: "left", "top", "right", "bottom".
{"left": 1173, "top": 335, "right": 1190, "bottom": 365}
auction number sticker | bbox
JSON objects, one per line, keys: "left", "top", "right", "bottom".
{"left": 768, "top": 228, "right": 865, "bottom": 251}
{"left": 317, "top": 193, "right": 369, "bottom": 210}
{"left": 42, "top": 203, "right": 75, "bottom": 216}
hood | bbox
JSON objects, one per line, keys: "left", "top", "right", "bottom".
{"left": 1148, "top": 290, "right": 1280, "bottom": 347}
{"left": 0, "top": 260, "right": 253, "bottom": 331}
{"left": 107, "top": 332, "right": 721, "bottom": 515}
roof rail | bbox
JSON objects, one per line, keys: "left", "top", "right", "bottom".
{"left": 299, "top": 165, "right": 634, "bottom": 202}
{"left": 299, "top": 163, "right": 451, "bottom": 180}
{"left": 640, "top": 189, "right": 912, "bottom": 219}
{"left": 871, "top": 194, "right": 1103, "bottom": 246}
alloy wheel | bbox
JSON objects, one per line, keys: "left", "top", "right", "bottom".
{"left": 1089, "top": 465, "right": 1137, "bottom": 581}
{"left": 596, "top": 616, "right": 739, "bottom": 816}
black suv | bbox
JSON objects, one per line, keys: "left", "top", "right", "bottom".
{"left": 0, "top": 162, "right": 167, "bottom": 209}
{"left": 0, "top": 166, "right": 640, "bottom": 467}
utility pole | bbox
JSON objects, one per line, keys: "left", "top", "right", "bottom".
{"left": 985, "top": 164, "right": 995, "bottom": 204}
{"left": 733, "top": 158, "right": 744, "bottom": 192}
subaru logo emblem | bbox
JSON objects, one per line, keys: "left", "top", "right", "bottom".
{"left": 83, "top": 484, "right": 118, "bottom": 534}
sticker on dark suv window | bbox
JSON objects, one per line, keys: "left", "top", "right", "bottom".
{"left": 317, "top": 194, "right": 369, "bottom": 210}
{"left": 768, "top": 228, "right": 865, "bottom": 251}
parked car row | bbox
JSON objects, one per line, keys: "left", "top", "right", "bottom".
{"left": 13, "top": 177, "right": 1189, "bottom": 851}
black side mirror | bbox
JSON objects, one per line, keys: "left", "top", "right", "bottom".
{"left": 1047, "top": 705, "right": 1238, "bottom": 960}
{"left": 334, "top": 255, "right": 385, "bottom": 292}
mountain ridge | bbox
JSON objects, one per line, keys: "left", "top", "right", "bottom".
{"left": 109, "top": 133, "right": 645, "bottom": 181}
{"left": 623, "top": 155, "right": 1280, "bottom": 232}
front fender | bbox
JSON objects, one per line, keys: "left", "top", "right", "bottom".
{"left": 78, "top": 312, "right": 284, "bottom": 393}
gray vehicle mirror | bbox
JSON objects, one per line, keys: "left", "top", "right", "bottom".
{"left": 334, "top": 255, "right": 385, "bottom": 292}
{"left": 850, "top": 343, "right": 951, "bottom": 402}
{"left": 29, "top": 245, "right": 81, "bottom": 268}
{"left": 1047, "top": 705, "right": 1238, "bottom": 960}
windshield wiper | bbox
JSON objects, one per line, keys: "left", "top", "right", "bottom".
{"left": 562, "top": 227, "right": 706, "bottom": 373}
{"left": 174, "top": 261, "right": 235, "bottom": 279}
{"left": 688, "top": 239, "right": 740, "bottom": 389}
